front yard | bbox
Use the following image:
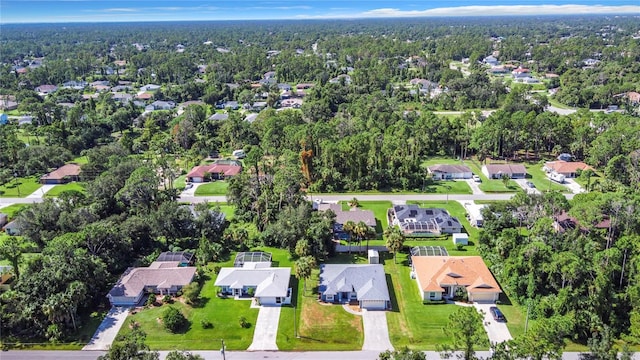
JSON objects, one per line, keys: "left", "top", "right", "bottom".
{"left": 194, "top": 181, "right": 229, "bottom": 196}
{"left": 44, "top": 182, "right": 86, "bottom": 197}
{"left": 0, "top": 177, "right": 41, "bottom": 197}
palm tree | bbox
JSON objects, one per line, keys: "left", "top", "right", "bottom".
{"left": 342, "top": 220, "right": 356, "bottom": 253}
{"left": 384, "top": 226, "right": 405, "bottom": 264}
{"left": 294, "top": 256, "right": 316, "bottom": 295}
{"left": 354, "top": 221, "right": 374, "bottom": 252}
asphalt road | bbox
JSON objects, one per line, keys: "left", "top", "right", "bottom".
{"left": 2, "top": 350, "right": 637, "bottom": 360}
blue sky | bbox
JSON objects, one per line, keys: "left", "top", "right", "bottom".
{"left": 1, "top": 0, "right": 640, "bottom": 24}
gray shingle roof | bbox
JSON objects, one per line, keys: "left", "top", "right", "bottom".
{"left": 108, "top": 265, "right": 196, "bottom": 297}
{"left": 319, "top": 264, "right": 389, "bottom": 302}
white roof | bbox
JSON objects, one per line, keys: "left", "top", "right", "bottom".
{"left": 214, "top": 267, "right": 291, "bottom": 297}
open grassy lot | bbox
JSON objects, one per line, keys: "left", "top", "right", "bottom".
{"left": 44, "top": 182, "right": 86, "bottom": 197}
{"left": 0, "top": 177, "right": 41, "bottom": 197}
{"left": 194, "top": 181, "right": 229, "bottom": 196}
{"left": 384, "top": 252, "right": 489, "bottom": 349}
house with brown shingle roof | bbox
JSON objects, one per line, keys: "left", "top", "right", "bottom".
{"left": 412, "top": 256, "right": 501, "bottom": 302}
{"left": 482, "top": 164, "right": 527, "bottom": 179}
{"left": 40, "top": 163, "right": 81, "bottom": 184}
{"left": 427, "top": 164, "right": 473, "bottom": 180}
{"left": 543, "top": 161, "right": 594, "bottom": 178}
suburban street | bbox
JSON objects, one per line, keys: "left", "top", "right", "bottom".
{"left": 2, "top": 350, "right": 637, "bottom": 360}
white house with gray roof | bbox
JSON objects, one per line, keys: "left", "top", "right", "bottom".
{"left": 319, "top": 264, "right": 390, "bottom": 310}
{"left": 214, "top": 267, "right": 292, "bottom": 306}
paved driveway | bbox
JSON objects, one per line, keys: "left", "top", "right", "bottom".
{"left": 247, "top": 306, "right": 281, "bottom": 351}
{"left": 82, "top": 307, "right": 130, "bottom": 350}
{"left": 362, "top": 310, "right": 393, "bottom": 351}
{"left": 27, "top": 184, "right": 57, "bottom": 199}
{"left": 179, "top": 183, "right": 203, "bottom": 197}
{"left": 472, "top": 303, "right": 512, "bottom": 345}
{"left": 464, "top": 179, "right": 484, "bottom": 195}
{"left": 563, "top": 179, "right": 585, "bottom": 194}
{"left": 514, "top": 179, "right": 541, "bottom": 195}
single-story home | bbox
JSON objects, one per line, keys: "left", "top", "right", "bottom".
{"left": 209, "top": 113, "right": 229, "bottom": 121}
{"left": 543, "top": 161, "right": 594, "bottom": 178}
{"left": 186, "top": 160, "right": 242, "bottom": 182}
{"left": 481, "top": 164, "right": 527, "bottom": 179}
{"left": 318, "top": 264, "right": 390, "bottom": 310}
{"left": 3, "top": 220, "right": 21, "bottom": 236}
{"left": 388, "top": 204, "right": 463, "bottom": 236}
{"left": 412, "top": 256, "right": 501, "bottom": 303}
{"left": 35, "top": 84, "right": 58, "bottom": 95}
{"left": 320, "top": 203, "right": 376, "bottom": 239}
{"left": 40, "top": 163, "right": 81, "bottom": 184}
{"left": 427, "top": 164, "right": 473, "bottom": 180}
{"left": 214, "top": 266, "right": 292, "bottom": 306}
{"left": 107, "top": 260, "right": 197, "bottom": 306}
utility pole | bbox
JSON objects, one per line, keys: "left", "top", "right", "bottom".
{"left": 220, "top": 339, "right": 226, "bottom": 360}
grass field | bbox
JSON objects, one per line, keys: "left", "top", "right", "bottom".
{"left": 44, "top": 183, "right": 86, "bottom": 197}
{"left": 524, "top": 163, "right": 569, "bottom": 193}
{"left": 194, "top": 181, "right": 229, "bottom": 196}
{"left": 173, "top": 175, "right": 187, "bottom": 191}
{"left": 70, "top": 156, "right": 89, "bottom": 165}
{"left": 0, "top": 203, "right": 29, "bottom": 219}
{"left": 0, "top": 177, "right": 41, "bottom": 198}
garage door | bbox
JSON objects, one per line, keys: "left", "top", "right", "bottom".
{"left": 470, "top": 292, "right": 497, "bottom": 303}
{"left": 361, "top": 300, "right": 387, "bottom": 310}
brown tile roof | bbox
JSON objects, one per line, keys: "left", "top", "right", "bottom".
{"left": 108, "top": 264, "right": 196, "bottom": 297}
{"left": 186, "top": 163, "right": 242, "bottom": 178}
{"left": 627, "top": 91, "right": 640, "bottom": 104}
{"left": 545, "top": 161, "right": 593, "bottom": 174}
{"left": 40, "top": 163, "right": 81, "bottom": 181}
{"left": 136, "top": 92, "right": 153, "bottom": 100}
{"left": 413, "top": 256, "right": 501, "bottom": 294}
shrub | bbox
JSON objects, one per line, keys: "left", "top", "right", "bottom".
{"left": 213, "top": 266, "right": 221, "bottom": 274}
{"left": 163, "top": 295, "right": 172, "bottom": 304}
{"left": 201, "top": 319, "right": 213, "bottom": 329}
{"left": 162, "top": 307, "right": 189, "bottom": 333}
{"left": 239, "top": 316, "right": 250, "bottom": 328}
{"left": 146, "top": 293, "right": 157, "bottom": 307}
{"left": 182, "top": 282, "right": 201, "bottom": 305}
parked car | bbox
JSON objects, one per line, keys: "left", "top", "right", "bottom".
{"left": 472, "top": 175, "right": 482, "bottom": 182}
{"left": 526, "top": 181, "right": 535, "bottom": 188}
{"left": 490, "top": 306, "right": 506, "bottom": 322}
{"left": 185, "top": 182, "right": 193, "bottom": 190}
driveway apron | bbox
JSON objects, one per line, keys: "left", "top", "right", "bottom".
{"left": 361, "top": 310, "right": 393, "bottom": 351}
{"left": 247, "top": 306, "right": 281, "bottom": 351}
{"left": 83, "top": 307, "right": 130, "bottom": 350}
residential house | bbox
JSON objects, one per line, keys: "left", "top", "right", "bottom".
{"left": 412, "top": 256, "right": 501, "bottom": 302}
{"left": 320, "top": 203, "right": 376, "bottom": 240}
{"left": 0, "top": 213, "right": 7, "bottom": 227}
{"left": 543, "top": 161, "right": 594, "bottom": 178}
{"left": 296, "top": 83, "right": 315, "bottom": 90}
{"left": 557, "top": 153, "right": 573, "bottom": 162}
{"left": 18, "top": 116, "right": 33, "bottom": 126}
{"left": 489, "top": 66, "right": 509, "bottom": 75}
{"left": 427, "top": 164, "right": 473, "bottom": 180}
{"left": 388, "top": 204, "right": 463, "bottom": 236}
{"left": 186, "top": 160, "right": 242, "bottom": 182}
{"left": 481, "top": 164, "right": 527, "bottom": 179}
{"left": 208, "top": 113, "right": 229, "bottom": 121}
{"left": 280, "top": 98, "right": 303, "bottom": 109}
{"left": 148, "top": 100, "right": 176, "bottom": 111}
{"left": 625, "top": 91, "right": 640, "bottom": 105}
{"left": 329, "top": 74, "right": 351, "bottom": 85}
{"left": 3, "top": 220, "right": 22, "bottom": 236}
{"left": 107, "top": 259, "right": 196, "bottom": 306}
{"left": 111, "top": 85, "right": 133, "bottom": 92}
{"left": 277, "top": 83, "right": 292, "bottom": 91}
{"left": 483, "top": 56, "right": 500, "bottom": 67}
{"left": 263, "top": 71, "right": 276, "bottom": 79}
{"left": 136, "top": 93, "right": 153, "bottom": 100}
{"left": 0, "top": 95, "right": 18, "bottom": 111}
{"left": 112, "top": 93, "right": 133, "bottom": 104}
{"left": 35, "top": 85, "right": 58, "bottom": 95}
{"left": 62, "top": 81, "right": 88, "bottom": 90}
{"left": 552, "top": 211, "right": 610, "bottom": 233}
{"left": 214, "top": 265, "right": 291, "bottom": 306}
{"left": 318, "top": 264, "right": 390, "bottom": 310}
{"left": 40, "top": 163, "right": 81, "bottom": 184}
{"left": 511, "top": 67, "right": 530, "bottom": 79}
{"left": 245, "top": 113, "right": 259, "bottom": 123}
{"left": 583, "top": 58, "right": 600, "bottom": 66}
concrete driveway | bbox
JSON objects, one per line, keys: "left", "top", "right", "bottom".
{"left": 472, "top": 303, "right": 512, "bottom": 345}
{"left": 83, "top": 307, "right": 130, "bottom": 350}
{"left": 247, "top": 306, "right": 281, "bottom": 351}
{"left": 563, "top": 179, "right": 585, "bottom": 194}
{"left": 179, "top": 183, "right": 203, "bottom": 197}
{"left": 26, "top": 184, "right": 57, "bottom": 199}
{"left": 514, "top": 179, "right": 541, "bottom": 195}
{"left": 362, "top": 310, "right": 393, "bottom": 351}
{"left": 464, "top": 179, "right": 484, "bottom": 195}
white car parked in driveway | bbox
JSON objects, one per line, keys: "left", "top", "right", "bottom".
{"left": 472, "top": 175, "right": 482, "bottom": 182}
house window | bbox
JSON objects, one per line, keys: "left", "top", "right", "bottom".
{"left": 326, "top": 294, "right": 334, "bottom": 301}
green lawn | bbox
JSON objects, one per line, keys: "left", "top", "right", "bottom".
{"left": 0, "top": 203, "right": 29, "bottom": 219}
{"left": 194, "top": 181, "right": 229, "bottom": 196}
{"left": 44, "top": 182, "right": 86, "bottom": 197}
{"left": 70, "top": 156, "right": 89, "bottom": 165}
{"left": 524, "top": 163, "right": 569, "bottom": 193}
{"left": 384, "top": 252, "right": 489, "bottom": 349}
{"left": 0, "top": 177, "right": 42, "bottom": 198}
{"left": 206, "top": 202, "right": 235, "bottom": 220}
{"left": 173, "top": 175, "right": 187, "bottom": 191}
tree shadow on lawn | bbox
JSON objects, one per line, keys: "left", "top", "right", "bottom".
{"left": 191, "top": 296, "right": 211, "bottom": 308}
{"left": 497, "top": 290, "right": 513, "bottom": 306}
